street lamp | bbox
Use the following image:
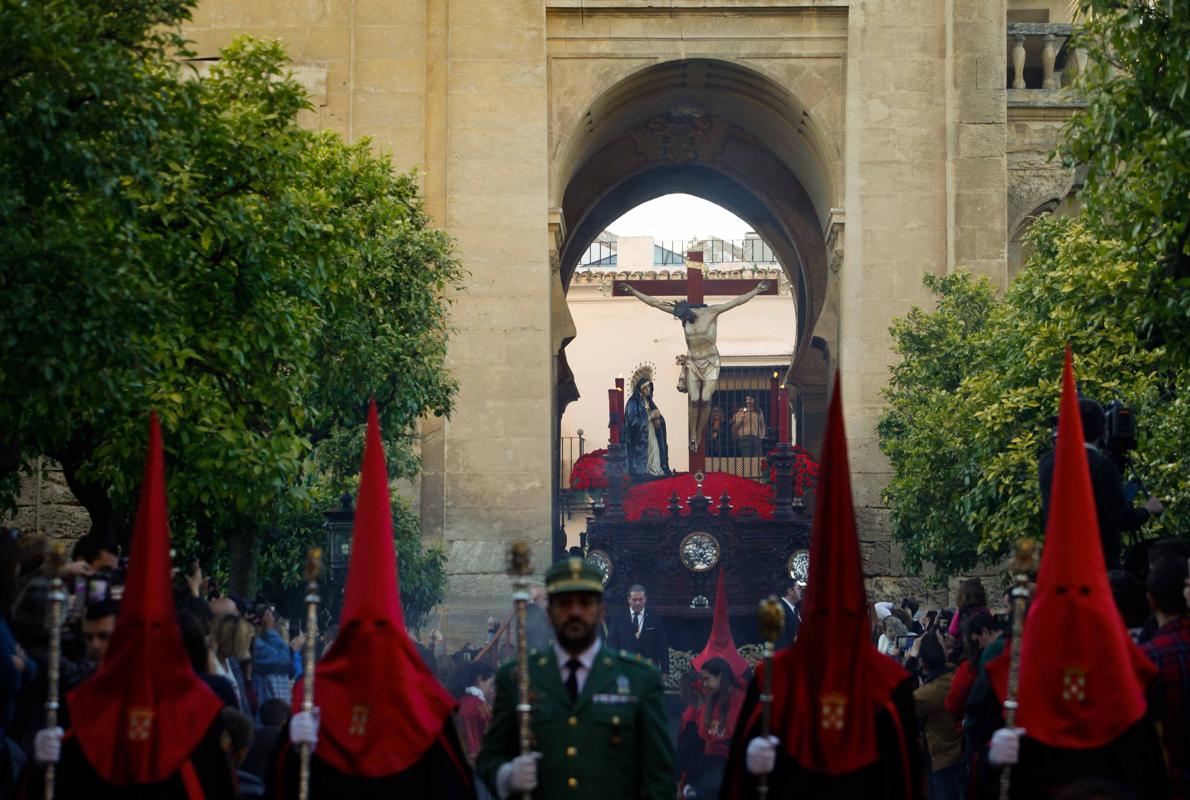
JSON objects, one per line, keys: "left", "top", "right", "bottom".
{"left": 322, "top": 493, "right": 354, "bottom": 614}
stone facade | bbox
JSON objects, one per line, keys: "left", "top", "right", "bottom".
{"left": 10, "top": 0, "right": 1083, "bottom": 645}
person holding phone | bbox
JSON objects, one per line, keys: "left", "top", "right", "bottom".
{"left": 731, "top": 395, "right": 766, "bottom": 457}
{"left": 251, "top": 604, "right": 302, "bottom": 709}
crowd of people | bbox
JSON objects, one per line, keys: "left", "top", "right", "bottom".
{"left": 0, "top": 361, "right": 1186, "bottom": 799}
{"left": 0, "top": 528, "right": 317, "bottom": 797}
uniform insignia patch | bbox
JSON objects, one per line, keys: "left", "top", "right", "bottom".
{"left": 820, "top": 692, "right": 847, "bottom": 731}
{"left": 128, "top": 708, "right": 154, "bottom": 741}
{"left": 349, "top": 704, "right": 370, "bottom": 735}
{"left": 1061, "top": 668, "right": 1087, "bottom": 703}
{"left": 617, "top": 675, "right": 631, "bottom": 695}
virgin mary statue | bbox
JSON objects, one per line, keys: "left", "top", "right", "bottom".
{"left": 624, "top": 362, "right": 671, "bottom": 480}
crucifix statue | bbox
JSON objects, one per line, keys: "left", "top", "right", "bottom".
{"left": 618, "top": 250, "right": 772, "bottom": 469}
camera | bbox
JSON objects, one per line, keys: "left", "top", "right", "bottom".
{"left": 1101, "top": 399, "right": 1137, "bottom": 457}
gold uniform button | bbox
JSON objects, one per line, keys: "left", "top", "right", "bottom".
{"left": 568, "top": 777, "right": 578, "bottom": 788}
{"left": 566, "top": 746, "right": 577, "bottom": 757}
{"left": 568, "top": 716, "right": 578, "bottom": 726}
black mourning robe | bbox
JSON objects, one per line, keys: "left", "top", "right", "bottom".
{"left": 970, "top": 702, "right": 1170, "bottom": 799}
{"left": 265, "top": 715, "right": 475, "bottom": 800}
{"left": 18, "top": 719, "right": 236, "bottom": 799}
{"left": 719, "top": 677, "right": 924, "bottom": 800}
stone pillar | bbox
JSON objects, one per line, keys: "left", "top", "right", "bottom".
{"left": 948, "top": 0, "right": 1009, "bottom": 286}
{"left": 841, "top": 0, "right": 949, "bottom": 573}
{"left": 438, "top": 0, "right": 553, "bottom": 643}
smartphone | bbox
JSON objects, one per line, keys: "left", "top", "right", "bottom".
{"left": 87, "top": 577, "right": 109, "bottom": 604}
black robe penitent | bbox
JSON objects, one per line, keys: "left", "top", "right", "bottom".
{"left": 265, "top": 715, "right": 476, "bottom": 800}
{"left": 970, "top": 707, "right": 1170, "bottom": 799}
{"left": 18, "top": 719, "right": 236, "bottom": 800}
{"left": 718, "top": 677, "right": 924, "bottom": 800}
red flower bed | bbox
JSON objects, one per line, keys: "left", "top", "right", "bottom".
{"left": 568, "top": 449, "right": 609, "bottom": 490}
{"left": 623, "top": 472, "right": 774, "bottom": 521}
{"left": 763, "top": 445, "right": 820, "bottom": 497}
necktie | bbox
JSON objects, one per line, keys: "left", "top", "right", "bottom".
{"left": 565, "top": 658, "right": 581, "bottom": 702}
{"left": 633, "top": 612, "right": 641, "bottom": 635}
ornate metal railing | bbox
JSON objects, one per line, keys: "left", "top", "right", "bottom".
{"left": 579, "top": 237, "right": 779, "bottom": 268}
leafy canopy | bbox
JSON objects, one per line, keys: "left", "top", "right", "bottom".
{"left": 877, "top": 0, "right": 1189, "bottom": 578}
{"left": 0, "top": 0, "right": 460, "bottom": 620}
{"left": 879, "top": 219, "right": 1186, "bottom": 577}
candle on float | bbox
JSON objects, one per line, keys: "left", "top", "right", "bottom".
{"left": 608, "top": 388, "right": 620, "bottom": 444}
{"left": 769, "top": 371, "right": 780, "bottom": 435}
{"left": 614, "top": 376, "right": 625, "bottom": 418}
{"left": 778, "top": 387, "right": 791, "bottom": 444}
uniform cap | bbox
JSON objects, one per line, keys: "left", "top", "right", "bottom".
{"left": 545, "top": 557, "right": 605, "bottom": 595}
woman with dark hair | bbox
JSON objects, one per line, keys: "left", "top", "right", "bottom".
{"left": 691, "top": 657, "right": 744, "bottom": 798}
{"left": 446, "top": 661, "right": 496, "bottom": 799}
{"left": 947, "top": 578, "right": 988, "bottom": 639}
{"left": 675, "top": 668, "right": 705, "bottom": 795}
{"left": 624, "top": 363, "right": 671, "bottom": 481}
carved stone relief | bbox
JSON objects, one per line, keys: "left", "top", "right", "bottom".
{"left": 630, "top": 107, "right": 729, "bottom": 165}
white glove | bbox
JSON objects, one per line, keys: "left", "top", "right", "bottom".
{"left": 34, "top": 727, "right": 63, "bottom": 765}
{"left": 289, "top": 709, "right": 320, "bottom": 750}
{"left": 988, "top": 727, "right": 1025, "bottom": 767}
{"left": 497, "top": 753, "right": 540, "bottom": 798}
{"left": 745, "top": 735, "right": 779, "bottom": 775}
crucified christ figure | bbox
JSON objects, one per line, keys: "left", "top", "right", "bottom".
{"left": 620, "top": 281, "right": 771, "bottom": 451}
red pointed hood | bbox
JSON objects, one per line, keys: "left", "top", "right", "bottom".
{"left": 763, "top": 374, "right": 907, "bottom": 774}
{"left": 67, "top": 413, "right": 222, "bottom": 784}
{"left": 692, "top": 568, "right": 750, "bottom": 682}
{"left": 295, "top": 400, "right": 455, "bottom": 776}
{"left": 988, "top": 348, "right": 1154, "bottom": 748}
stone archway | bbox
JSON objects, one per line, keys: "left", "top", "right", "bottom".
{"left": 555, "top": 59, "right": 835, "bottom": 353}
{"left": 550, "top": 60, "right": 837, "bottom": 470}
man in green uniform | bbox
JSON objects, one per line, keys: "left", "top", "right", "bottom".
{"left": 477, "top": 558, "right": 675, "bottom": 799}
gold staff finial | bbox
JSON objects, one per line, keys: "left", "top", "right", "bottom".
{"left": 758, "top": 595, "right": 785, "bottom": 645}
{"left": 305, "top": 547, "right": 323, "bottom": 584}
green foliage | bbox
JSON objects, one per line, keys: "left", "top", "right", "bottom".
{"left": 1064, "top": 0, "right": 1190, "bottom": 361}
{"left": 879, "top": 218, "right": 1188, "bottom": 578}
{"left": 878, "top": 1, "right": 1190, "bottom": 579}
{"left": 255, "top": 488, "right": 447, "bottom": 634}
{"left": 0, "top": 0, "right": 460, "bottom": 616}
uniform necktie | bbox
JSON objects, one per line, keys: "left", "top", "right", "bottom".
{"left": 565, "top": 658, "right": 581, "bottom": 702}
{"left": 633, "top": 612, "right": 641, "bottom": 635}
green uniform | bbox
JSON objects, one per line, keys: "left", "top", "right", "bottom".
{"left": 476, "top": 645, "right": 675, "bottom": 800}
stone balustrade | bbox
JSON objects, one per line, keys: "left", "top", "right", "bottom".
{"left": 1007, "top": 22, "right": 1085, "bottom": 93}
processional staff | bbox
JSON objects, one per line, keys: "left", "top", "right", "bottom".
{"left": 44, "top": 542, "right": 68, "bottom": 800}
{"left": 298, "top": 548, "right": 322, "bottom": 800}
{"left": 999, "top": 539, "right": 1038, "bottom": 800}
{"left": 507, "top": 542, "right": 534, "bottom": 800}
{"left": 756, "top": 596, "right": 785, "bottom": 800}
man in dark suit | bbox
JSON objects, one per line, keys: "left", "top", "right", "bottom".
{"left": 776, "top": 581, "right": 803, "bottom": 650}
{"left": 1039, "top": 396, "right": 1163, "bottom": 569}
{"left": 606, "top": 584, "right": 669, "bottom": 677}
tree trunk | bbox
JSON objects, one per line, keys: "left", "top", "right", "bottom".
{"left": 227, "top": 527, "right": 260, "bottom": 600}
{"left": 55, "top": 429, "right": 127, "bottom": 546}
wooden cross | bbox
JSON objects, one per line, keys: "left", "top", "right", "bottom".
{"left": 613, "top": 250, "right": 775, "bottom": 474}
